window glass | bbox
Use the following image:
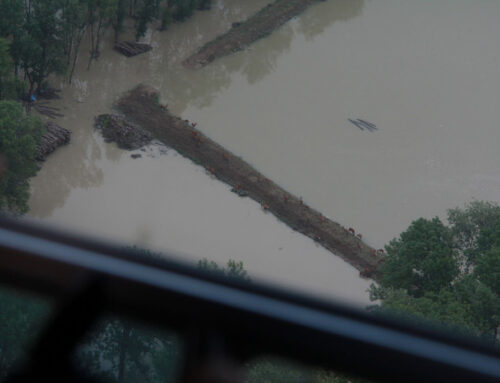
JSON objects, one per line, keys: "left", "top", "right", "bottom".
{"left": 74, "top": 315, "right": 183, "bottom": 383}
{"left": 1, "top": 0, "right": 499, "bottom": 348}
{"left": 0, "top": 286, "right": 52, "bottom": 381}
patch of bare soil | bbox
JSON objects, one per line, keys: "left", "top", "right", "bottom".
{"left": 116, "top": 85, "right": 384, "bottom": 279}
{"left": 183, "top": 0, "right": 322, "bottom": 69}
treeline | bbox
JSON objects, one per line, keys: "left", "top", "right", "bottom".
{"left": 370, "top": 201, "right": 500, "bottom": 344}
{"left": 0, "top": 0, "right": 212, "bottom": 97}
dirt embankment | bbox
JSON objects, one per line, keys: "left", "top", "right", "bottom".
{"left": 116, "top": 85, "right": 384, "bottom": 279}
{"left": 183, "top": 0, "right": 322, "bottom": 69}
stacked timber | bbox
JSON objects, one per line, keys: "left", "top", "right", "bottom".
{"left": 36, "top": 122, "right": 71, "bottom": 161}
{"left": 114, "top": 41, "right": 152, "bottom": 57}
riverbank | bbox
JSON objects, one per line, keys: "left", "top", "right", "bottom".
{"left": 183, "top": 0, "right": 321, "bottom": 69}
{"left": 116, "top": 85, "right": 384, "bottom": 279}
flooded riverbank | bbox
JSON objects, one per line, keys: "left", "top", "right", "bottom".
{"left": 29, "top": 0, "right": 500, "bottom": 305}
{"left": 116, "top": 86, "right": 383, "bottom": 276}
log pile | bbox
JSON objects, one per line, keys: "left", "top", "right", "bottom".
{"left": 33, "top": 101, "right": 64, "bottom": 119}
{"left": 114, "top": 41, "right": 152, "bottom": 57}
{"left": 36, "top": 122, "right": 71, "bottom": 161}
{"left": 94, "top": 114, "right": 152, "bottom": 150}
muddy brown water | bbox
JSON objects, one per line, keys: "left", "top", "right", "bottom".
{"left": 28, "top": 0, "right": 500, "bottom": 305}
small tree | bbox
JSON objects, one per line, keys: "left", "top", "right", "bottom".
{"left": 0, "top": 101, "right": 43, "bottom": 213}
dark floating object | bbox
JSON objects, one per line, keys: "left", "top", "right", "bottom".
{"left": 348, "top": 118, "right": 378, "bottom": 132}
{"left": 348, "top": 118, "right": 364, "bottom": 131}
{"left": 114, "top": 41, "right": 152, "bottom": 57}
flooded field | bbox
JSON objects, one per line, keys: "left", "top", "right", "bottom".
{"left": 29, "top": 0, "right": 500, "bottom": 305}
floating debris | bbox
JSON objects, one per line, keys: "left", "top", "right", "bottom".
{"left": 348, "top": 119, "right": 364, "bottom": 131}
{"left": 348, "top": 118, "right": 378, "bottom": 132}
{"left": 114, "top": 41, "right": 152, "bottom": 57}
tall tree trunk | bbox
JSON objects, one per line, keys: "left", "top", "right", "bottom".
{"left": 87, "top": 22, "right": 95, "bottom": 70}
{"left": 69, "top": 27, "right": 86, "bottom": 83}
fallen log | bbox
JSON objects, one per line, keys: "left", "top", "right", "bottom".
{"left": 114, "top": 41, "right": 152, "bottom": 57}
{"left": 36, "top": 122, "right": 71, "bottom": 161}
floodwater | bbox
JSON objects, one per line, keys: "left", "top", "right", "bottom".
{"left": 29, "top": 0, "right": 500, "bottom": 305}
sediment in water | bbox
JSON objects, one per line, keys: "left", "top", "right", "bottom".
{"left": 116, "top": 85, "right": 384, "bottom": 279}
{"left": 183, "top": 0, "right": 322, "bottom": 69}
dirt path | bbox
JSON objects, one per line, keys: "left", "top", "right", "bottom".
{"left": 183, "top": 0, "right": 321, "bottom": 69}
{"left": 116, "top": 85, "right": 384, "bottom": 279}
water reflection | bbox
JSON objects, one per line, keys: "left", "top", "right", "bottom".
{"left": 297, "top": 0, "right": 364, "bottom": 40}
{"left": 30, "top": 129, "right": 104, "bottom": 218}
{"left": 163, "top": 0, "right": 365, "bottom": 113}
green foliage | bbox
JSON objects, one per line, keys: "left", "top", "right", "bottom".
{"left": 135, "top": 0, "right": 157, "bottom": 40}
{"left": 380, "top": 217, "right": 458, "bottom": 297}
{"left": 0, "top": 101, "right": 43, "bottom": 213}
{"left": 171, "top": 0, "right": 196, "bottom": 21}
{"left": 0, "top": 287, "right": 51, "bottom": 379}
{"left": 247, "top": 358, "right": 313, "bottom": 383}
{"left": 198, "top": 258, "right": 250, "bottom": 281}
{"left": 11, "top": 0, "right": 67, "bottom": 96}
{"left": 0, "top": 0, "right": 23, "bottom": 38}
{"left": 160, "top": 6, "right": 173, "bottom": 31}
{"left": 371, "top": 201, "right": 500, "bottom": 344}
{"left": 0, "top": 38, "right": 24, "bottom": 100}
{"left": 77, "top": 317, "right": 182, "bottom": 383}
{"left": 247, "top": 358, "right": 370, "bottom": 383}
{"left": 197, "top": 0, "right": 211, "bottom": 11}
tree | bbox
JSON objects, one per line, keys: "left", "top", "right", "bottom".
{"left": 0, "top": 287, "right": 50, "bottom": 379}
{"left": 112, "top": 0, "right": 128, "bottom": 42}
{"left": 11, "top": 0, "right": 67, "bottom": 97}
{"left": 60, "top": 0, "right": 89, "bottom": 83}
{"left": 134, "top": 0, "right": 157, "bottom": 40}
{"left": 87, "top": 0, "right": 118, "bottom": 68}
{"left": 0, "top": 101, "right": 43, "bottom": 213}
{"left": 448, "top": 200, "right": 500, "bottom": 266}
{"left": 0, "top": 38, "right": 24, "bottom": 100}
{"left": 198, "top": 258, "right": 250, "bottom": 282}
{"left": 0, "top": 0, "right": 24, "bottom": 38}
{"left": 77, "top": 317, "right": 181, "bottom": 383}
{"left": 370, "top": 202, "right": 500, "bottom": 344}
{"left": 380, "top": 217, "right": 458, "bottom": 297}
